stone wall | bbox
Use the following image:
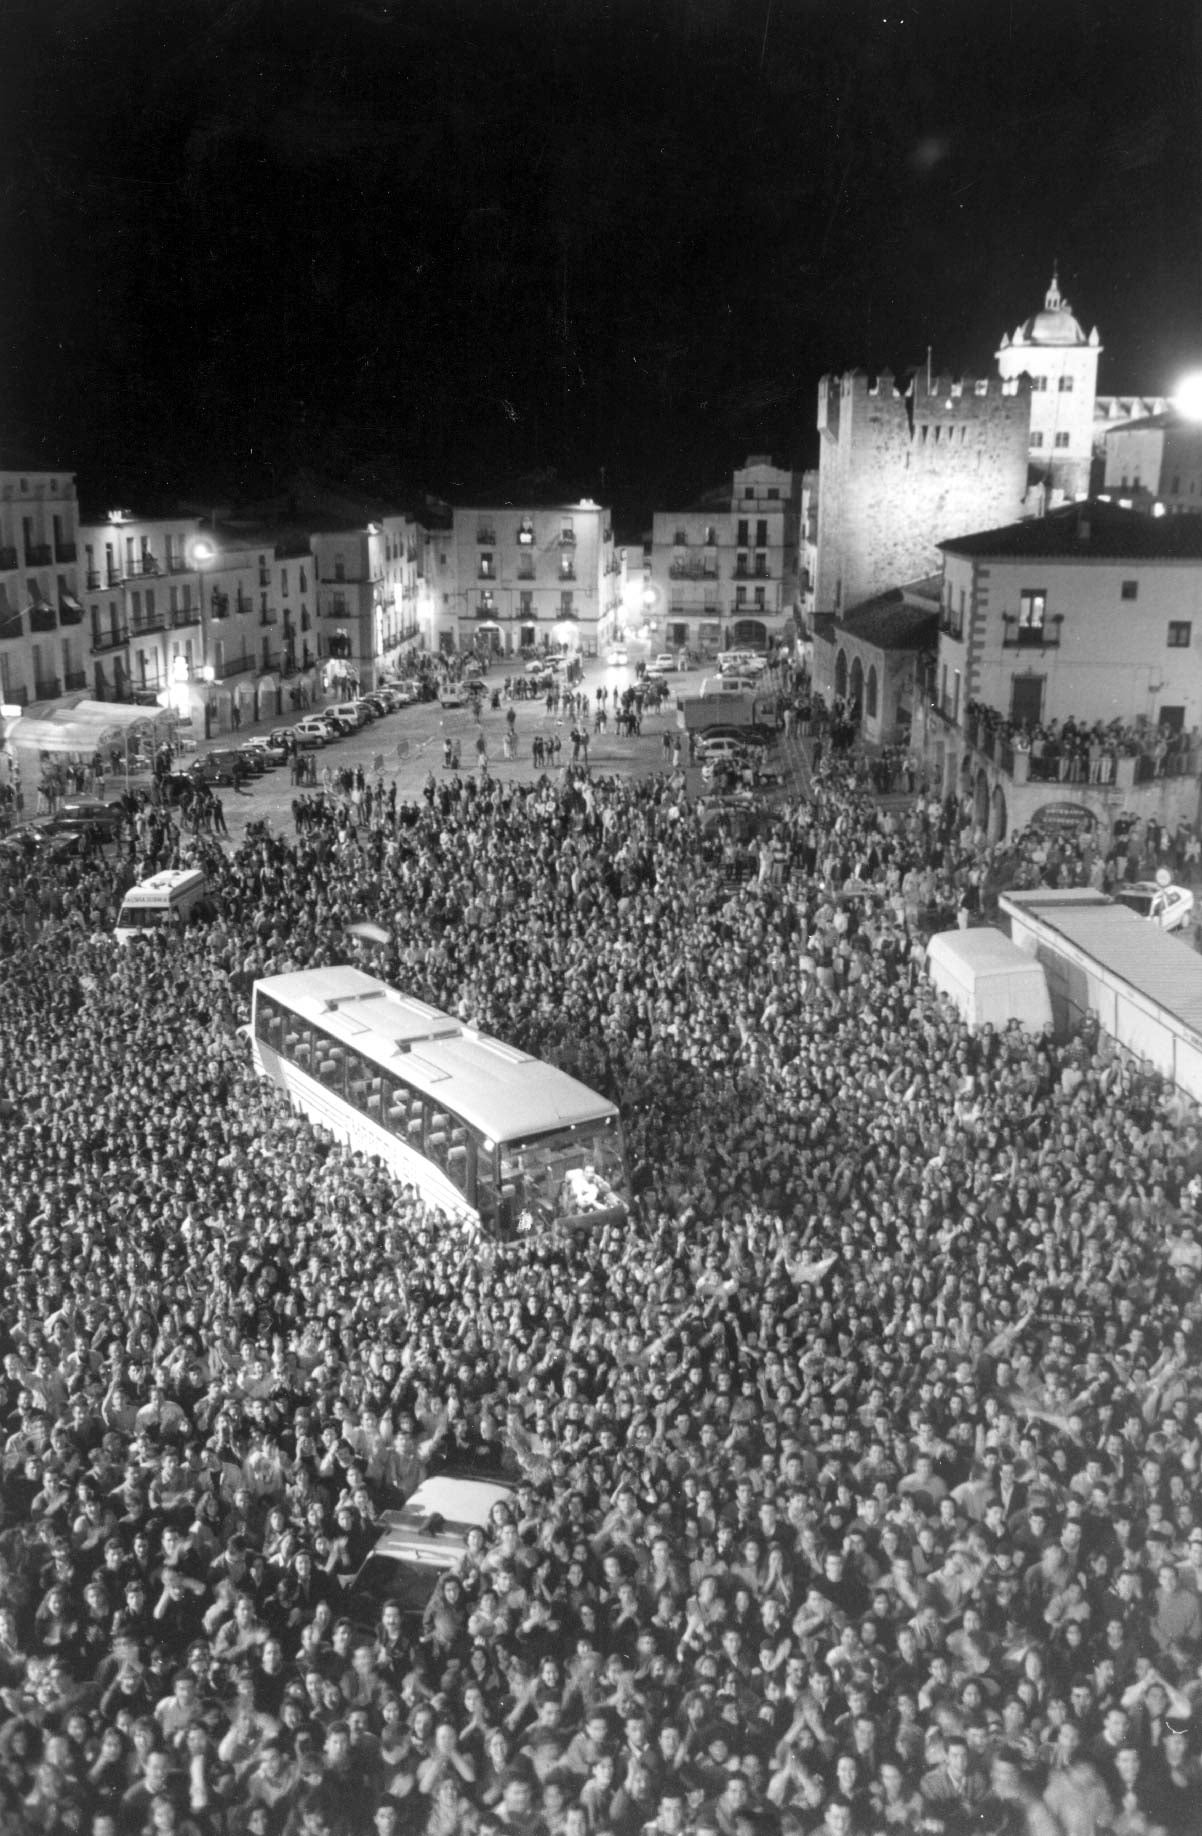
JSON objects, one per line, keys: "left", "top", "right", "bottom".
{"left": 815, "top": 368, "right": 1031, "bottom": 615}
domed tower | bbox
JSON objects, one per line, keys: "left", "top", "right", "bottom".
{"left": 996, "top": 268, "right": 1101, "bottom": 501}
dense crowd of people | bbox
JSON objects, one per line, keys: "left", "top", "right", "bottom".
{"left": 966, "top": 705, "right": 1202, "bottom": 790}
{"left": 2, "top": 738, "right": 1202, "bottom": 1836}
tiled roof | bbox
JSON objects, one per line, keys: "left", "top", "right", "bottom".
{"left": 940, "top": 502, "right": 1202, "bottom": 562}
{"left": 833, "top": 580, "right": 941, "bottom": 651}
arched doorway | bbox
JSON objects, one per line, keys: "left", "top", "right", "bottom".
{"left": 732, "top": 618, "right": 768, "bottom": 651}
{"left": 848, "top": 655, "right": 864, "bottom": 718}
{"left": 991, "top": 783, "right": 1008, "bottom": 844}
{"left": 974, "top": 768, "right": 991, "bottom": 832}
{"left": 865, "top": 664, "right": 878, "bottom": 722}
{"left": 834, "top": 649, "right": 848, "bottom": 699}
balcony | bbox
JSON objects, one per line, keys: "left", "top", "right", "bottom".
{"left": 130, "top": 613, "right": 167, "bottom": 635}
{"left": 0, "top": 546, "right": 17, "bottom": 571}
{"left": 24, "top": 543, "right": 52, "bottom": 567}
{"left": 213, "top": 653, "right": 257, "bottom": 680}
{"left": 477, "top": 565, "right": 495, "bottom": 580}
{"left": 669, "top": 560, "right": 716, "bottom": 580}
{"left": 211, "top": 592, "right": 231, "bottom": 619}
{"left": 91, "top": 624, "right": 130, "bottom": 653}
{"left": 558, "top": 567, "right": 576, "bottom": 582}
{"left": 33, "top": 676, "right": 61, "bottom": 700}
{"left": 128, "top": 555, "right": 160, "bottom": 578}
{"left": 235, "top": 592, "right": 254, "bottom": 616}
{"left": 559, "top": 530, "right": 576, "bottom": 547}
{"left": 167, "top": 555, "right": 189, "bottom": 574}
{"left": 171, "top": 607, "right": 201, "bottom": 629}
{"left": 939, "top": 615, "right": 964, "bottom": 641}
{"left": 54, "top": 542, "right": 77, "bottom": 564}
{"left": 0, "top": 611, "right": 24, "bottom": 642}
{"left": 63, "top": 668, "right": 87, "bottom": 692}
{"left": 259, "top": 568, "right": 271, "bottom": 588}
{"left": 86, "top": 568, "right": 103, "bottom": 589}
{"left": 57, "top": 597, "right": 85, "bottom": 625}
{"left": 1002, "top": 615, "right": 1062, "bottom": 650}
{"left": 106, "top": 568, "right": 123, "bottom": 587}
{"left": 477, "top": 527, "right": 497, "bottom": 546}
{"left": 2, "top": 684, "right": 27, "bottom": 705}
{"left": 259, "top": 609, "right": 278, "bottom": 626}
{"left": 29, "top": 602, "right": 57, "bottom": 633}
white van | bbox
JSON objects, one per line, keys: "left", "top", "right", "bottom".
{"left": 926, "top": 928, "right": 1053, "bottom": 1034}
{"left": 115, "top": 869, "right": 210, "bottom": 944}
{"left": 701, "top": 675, "right": 757, "bottom": 699}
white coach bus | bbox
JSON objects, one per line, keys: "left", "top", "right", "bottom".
{"left": 249, "top": 966, "right": 628, "bottom": 1236}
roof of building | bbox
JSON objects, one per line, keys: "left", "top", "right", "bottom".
{"left": 940, "top": 501, "right": 1202, "bottom": 562}
{"left": 1104, "top": 410, "right": 1202, "bottom": 439}
{"left": 833, "top": 581, "right": 941, "bottom": 652}
{"left": 1001, "top": 271, "right": 1096, "bottom": 350}
{"left": 1001, "top": 890, "right": 1202, "bottom": 1038}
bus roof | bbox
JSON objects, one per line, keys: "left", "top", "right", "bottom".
{"left": 254, "top": 966, "right": 618, "bottom": 1142}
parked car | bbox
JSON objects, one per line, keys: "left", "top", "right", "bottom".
{"left": 346, "top": 1474, "right": 517, "bottom": 1621}
{"left": 1114, "top": 879, "right": 1195, "bottom": 933}
{"left": 235, "top": 742, "right": 273, "bottom": 773}
{"left": 257, "top": 732, "right": 291, "bottom": 765}
{"left": 648, "top": 651, "right": 688, "bottom": 676}
{"left": 290, "top": 719, "right": 332, "bottom": 749}
{"left": 1, "top": 825, "right": 86, "bottom": 864}
{"left": 439, "top": 684, "right": 469, "bottom": 709}
{"left": 360, "top": 694, "right": 392, "bottom": 718}
{"left": 188, "top": 751, "right": 243, "bottom": 787}
{"left": 52, "top": 797, "right": 127, "bottom": 839}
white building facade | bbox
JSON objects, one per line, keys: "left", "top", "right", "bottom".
{"left": 996, "top": 270, "right": 1101, "bottom": 501}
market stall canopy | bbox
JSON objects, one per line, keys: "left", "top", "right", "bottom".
{"left": 3, "top": 697, "right": 176, "bottom": 754}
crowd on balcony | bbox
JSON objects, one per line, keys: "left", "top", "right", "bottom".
{"left": 966, "top": 703, "right": 1202, "bottom": 788}
{"left": 1, "top": 756, "right": 1202, "bottom": 1835}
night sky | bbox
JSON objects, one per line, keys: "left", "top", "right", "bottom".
{"left": 1, "top": 0, "right": 1199, "bottom": 531}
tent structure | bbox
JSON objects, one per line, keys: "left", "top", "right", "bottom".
{"left": 1, "top": 697, "right": 178, "bottom": 777}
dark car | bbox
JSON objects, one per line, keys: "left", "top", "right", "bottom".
{"left": 52, "top": 798, "right": 127, "bottom": 840}
{"left": 188, "top": 750, "right": 242, "bottom": 786}
{"left": 0, "top": 825, "right": 85, "bottom": 864}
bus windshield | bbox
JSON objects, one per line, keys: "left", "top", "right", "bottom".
{"left": 496, "top": 1120, "right": 626, "bottom": 1231}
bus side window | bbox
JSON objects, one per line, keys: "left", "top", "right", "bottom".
{"left": 291, "top": 1023, "right": 313, "bottom": 1072}
{"left": 347, "top": 1049, "right": 373, "bottom": 1113}
{"left": 384, "top": 1077, "right": 407, "bottom": 1134}
{"left": 406, "top": 1092, "right": 424, "bottom": 1147}
{"left": 447, "top": 1122, "right": 469, "bottom": 1191}
{"left": 319, "top": 1044, "right": 347, "bottom": 1096}
{"left": 363, "top": 1073, "right": 384, "bottom": 1124}
{"left": 426, "top": 1109, "right": 450, "bottom": 1169}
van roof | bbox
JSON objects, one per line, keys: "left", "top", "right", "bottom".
{"left": 120, "top": 869, "right": 206, "bottom": 904}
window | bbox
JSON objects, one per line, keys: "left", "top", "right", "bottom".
{"left": 334, "top": 556, "right": 345, "bottom": 582}
{"left": 1172, "top": 475, "right": 1181, "bottom": 495}
{"left": 519, "top": 591, "right": 533, "bottom": 616}
{"left": 1120, "top": 580, "right": 1138, "bottom": 602}
{"left": 1018, "top": 590, "right": 1046, "bottom": 640}
{"left": 1058, "top": 376, "right": 1074, "bottom": 393}
{"left": 755, "top": 520, "right": 768, "bottom": 546}
{"left": 1030, "top": 432, "right": 1044, "bottom": 449}
{"left": 1054, "top": 432, "right": 1070, "bottom": 449}
{"left": 560, "top": 591, "right": 573, "bottom": 616}
{"left": 736, "top": 519, "right": 748, "bottom": 547}
{"left": 674, "top": 529, "right": 688, "bottom": 547}
{"left": 479, "top": 552, "right": 494, "bottom": 578}
{"left": 1168, "top": 622, "right": 1192, "bottom": 648}
{"left": 1030, "top": 376, "right": 1048, "bottom": 392}
{"left": 767, "top": 488, "right": 780, "bottom": 500}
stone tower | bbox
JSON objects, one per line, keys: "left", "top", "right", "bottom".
{"left": 814, "top": 367, "right": 1031, "bottom": 617}
{"left": 996, "top": 269, "right": 1101, "bottom": 502}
